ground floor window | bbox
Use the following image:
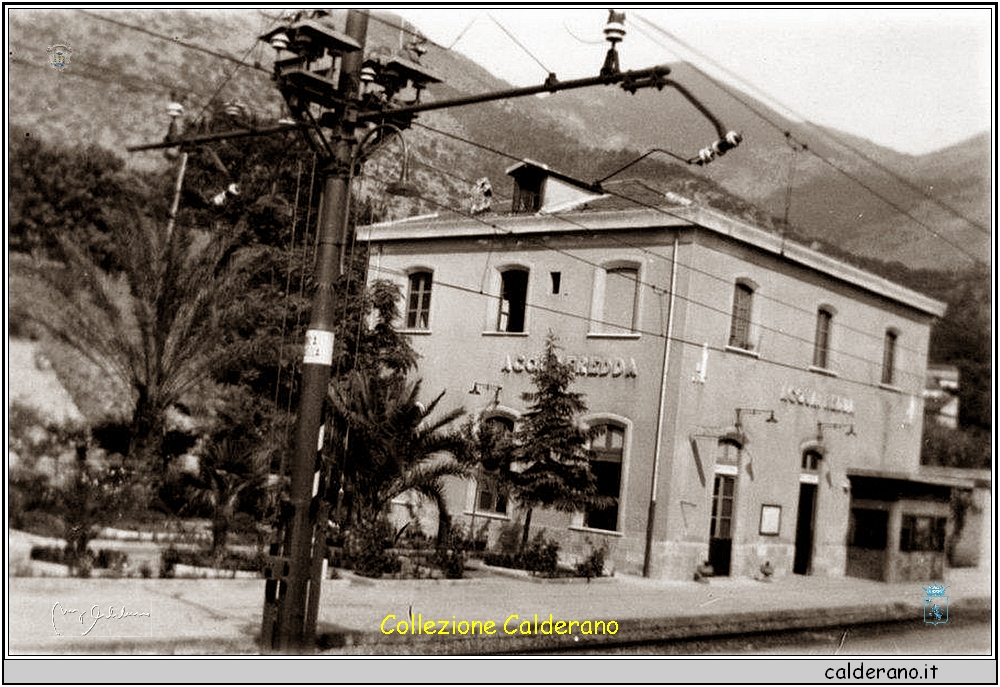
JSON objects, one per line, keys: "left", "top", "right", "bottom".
{"left": 848, "top": 508, "right": 889, "bottom": 549}
{"left": 900, "top": 514, "right": 946, "bottom": 552}
{"left": 476, "top": 474, "right": 508, "bottom": 515}
{"left": 585, "top": 423, "right": 624, "bottom": 531}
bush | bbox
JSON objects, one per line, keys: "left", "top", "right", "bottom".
{"left": 520, "top": 533, "right": 560, "bottom": 576}
{"left": 30, "top": 545, "right": 67, "bottom": 564}
{"left": 95, "top": 549, "right": 129, "bottom": 571}
{"left": 481, "top": 551, "right": 519, "bottom": 569}
{"left": 481, "top": 532, "right": 561, "bottom": 577}
{"left": 160, "top": 546, "right": 180, "bottom": 578}
{"left": 495, "top": 522, "right": 522, "bottom": 556}
{"left": 574, "top": 541, "right": 608, "bottom": 581}
{"left": 157, "top": 546, "right": 263, "bottom": 574}
{"left": 432, "top": 524, "right": 470, "bottom": 579}
{"left": 344, "top": 520, "right": 401, "bottom": 578}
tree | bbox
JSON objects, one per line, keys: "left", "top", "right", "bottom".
{"left": 328, "top": 371, "right": 470, "bottom": 532}
{"left": 8, "top": 125, "right": 163, "bottom": 270}
{"left": 10, "top": 204, "right": 267, "bottom": 477}
{"left": 182, "top": 433, "right": 276, "bottom": 556}
{"left": 508, "top": 334, "right": 604, "bottom": 546}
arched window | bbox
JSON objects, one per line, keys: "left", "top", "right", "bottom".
{"left": 475, "top": 416, "right": 514, "bottom": 515}
{"left": 497, "top": 268, "right": 528, "bottom": 333}
{"left": 585, "top": 423, "right": 625, "bottom": 531}
{"left": 405, "top": 270, "right": 433, "bottom": 329}
{"left": 729, "top": 281, "right": 754, "bottom": 350}
{"left": 813, "top": 307, "right": 833, "bottom": 369}
{"left": 592, "top": 263, "right": 640, "bottom": 334}
{"left": 881, "top": 329, "right": 898, "bottom": 385}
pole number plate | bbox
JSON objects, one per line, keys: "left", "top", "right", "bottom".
{"left": 303, "top": 329, "right": 335, "bottom": 365}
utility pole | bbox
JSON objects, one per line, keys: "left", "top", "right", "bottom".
{"left": 129, "top": 9, "right": 741, "bottom": 653}
{"left": 256, "top": 10, "right": 371, "bottom": 653}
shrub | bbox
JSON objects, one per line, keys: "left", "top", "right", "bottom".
{"left": 344, "top": 520, "right": 401, "bottom": 578}
{"left": 520, "top": 532, "right": 560, "bottom": 576}
{"left": 433, "top": 524, "right": 469, "bottom": 579}
{"left": 494, "top": 522, "right": 522, "bottom": 556}
{"left": 30, "top": 545, "right": 66, "bottom": 564}
{"left": 95, "top": 549, "right": 129, "bottom": 571}
{"left": 160, "top": 546, "right": 180, "bottom": 578}
{"left": 481, "top": 551, "right": 519, "bottom": 569}
{"left": 575, "top": 541, "right": 608, "bottom": 581}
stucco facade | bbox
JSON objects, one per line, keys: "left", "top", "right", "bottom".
{"left": 360, "top": 171, "right": 947, "bottom": 581}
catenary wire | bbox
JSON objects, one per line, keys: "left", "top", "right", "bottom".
{"left": 632, "top": 13, "right": 991, "bottom": 244}
{"left": 408, "top": 121, "right": 936, "bottom": 359}
{"left": 360, "top": 170, "right": 932, "bottom": 388}
{"left": 632, "top": 12, "right": 990, "bottom": 237}
{"left": 366, "top": 256, "right": 928, "bottom": 397}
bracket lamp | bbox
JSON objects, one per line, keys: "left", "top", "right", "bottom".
{"left": 735, "top": 408, "right": 778, "bottom": 429}
{"left": 469, "top": 382, "right": 502, "bottom": 405}
{"left": 817, "top": 422, "right": 856, "bottom": 441}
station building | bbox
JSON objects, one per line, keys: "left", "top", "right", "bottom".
{"left": 359, "top": 161, "right": 950, "bottom": 582}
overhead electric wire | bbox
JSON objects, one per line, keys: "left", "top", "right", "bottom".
{"left": 361, "top": 167, "right": 931, "bottom": 386}
{"left": 632, "top": 13, "right": 992, "bottom": 247}
{"left": 487, "top": 13, "right": 555, "bottom": 77}
{"left": 367, "top": 254, "right": 928, "bottom": 397}
{"left": 190, "top": 13, "right": 278, "bottom": 125}
{"left": 7, "top": 50, "right": 213, "bottom": 101}
{"left": 409, "top": 121, "right": 936, "bottom": 359}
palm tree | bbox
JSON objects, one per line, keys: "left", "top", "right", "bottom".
{"left": 183, "top": 434, "right": 276, "bottom": 556}
{"left": 11, "top": 207, "right": 265, "bottom": 476}
{"left": 328, "top": 370, "right": 470, "bottom": 538}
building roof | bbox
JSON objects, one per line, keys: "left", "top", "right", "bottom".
{"left": 362, "top": 198, "right": 947, "bottom": 318}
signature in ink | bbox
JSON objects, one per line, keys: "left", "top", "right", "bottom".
{"left": 52, "top": 602, "right": 151, "bottom": 636}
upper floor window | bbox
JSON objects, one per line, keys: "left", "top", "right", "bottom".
{"left": 813, "top": 307, "right": 833, "bottom": 369}
{"left": 497, "top": 268, "right": 528, "bottom": 333}
{"left": 602, "top": 266, "right": 640, "bottom": 334}
{"left": 881, "top": 329, "right": 898, "bottom": 385}
{"left": 585, "top": 423, "right": 625, "bottom": 531}
{"left": 405, "top": 271, "right": 433, "bottom": 330}
{"left": 729, "top": 281, "right": 754, "bottom": 350}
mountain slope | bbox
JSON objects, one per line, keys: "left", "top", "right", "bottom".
{"left": 6, "top": 8, "right": 990, "bottom": 270}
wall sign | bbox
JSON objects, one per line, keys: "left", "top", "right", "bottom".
{"left": 779, "top": 384, "right": 855, "bottom": 415}
{"left": 759, "top": 504, "right": 782, "bottom": 536}
{"left": 502, "top": 353, "right": 638, "bottom": 379}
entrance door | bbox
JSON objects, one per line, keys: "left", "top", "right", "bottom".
{"left": 709, "top": 474, "right": 735, "bottom": 576}
{"left": 794, "top": 483, "right": 817, "bottom": 574}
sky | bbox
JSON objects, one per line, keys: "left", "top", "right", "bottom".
{"left": 394, "top": 6, "right": 994, "bottom": 156}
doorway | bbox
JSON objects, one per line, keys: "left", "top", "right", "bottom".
{"left": 794, "top": 482, "right": 817, "bottom": 574}
{"left": 709, "top": 474, "right": 735, "bottom": 576}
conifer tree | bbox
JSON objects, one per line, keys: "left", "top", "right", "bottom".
{"left": 511, "top": 334, "right": 603, "bottom": 546}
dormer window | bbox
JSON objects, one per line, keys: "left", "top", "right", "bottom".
{"left": 510, "top": 165, "right": 545, "bottom": 213}
{"left": 505, "top": 159, "right": 604, "bottom": 215}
